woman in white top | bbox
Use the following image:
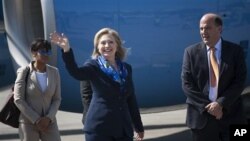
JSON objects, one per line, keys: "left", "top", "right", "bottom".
{"left": 14, "top": 38, "right": 61, "bottom": 141}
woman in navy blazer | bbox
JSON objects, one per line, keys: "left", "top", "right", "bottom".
{"left": 50, "top": 28, "right": 144, "bottom": 141}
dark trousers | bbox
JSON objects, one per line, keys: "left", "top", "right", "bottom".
{"left": 191, "top": 115, "right": 230, "bottom": 141}
{"left": 85, "top": 132, "right": 133, "bottom": 141}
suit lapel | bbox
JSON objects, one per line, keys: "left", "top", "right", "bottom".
{"left": 200, "top": 43, "right": 209, "bottom": 80}
{"left": 199, "top": 43, "right": 210, "bottom": 94}
{"left": 44, "top": 65, "right": 51, "bottom": 94}
{"left": 219, "top": 41, "right": 227, "bottom": 77}
{"left": 30, "top": 64, "right": 50, "bottom": 94}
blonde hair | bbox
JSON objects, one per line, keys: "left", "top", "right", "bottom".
{"left": 91, "top": 28, "right": 127, "bottom": 60}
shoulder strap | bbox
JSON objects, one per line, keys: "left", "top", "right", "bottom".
{"left": 11, "top": 66, "right": 30, "bottom": 96}
{"left": 23, "top": 66, "right": 30, "bottom": 98}
{"left": 25, "top": 66, "right": 30, "bottom": 83}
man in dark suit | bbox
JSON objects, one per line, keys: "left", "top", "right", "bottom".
{"left": 181, "top": 13, "right": 247, "bottom": 141}
{"left": 80, "top": 80, "right": 92, "bottom": 124}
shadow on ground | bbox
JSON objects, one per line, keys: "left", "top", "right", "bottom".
{"left": 0, "top": 123, "right": 192, "bottom": 141}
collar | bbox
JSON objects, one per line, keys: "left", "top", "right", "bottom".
{"left": 206, "top": 38, "right": 222, "bottom": 52}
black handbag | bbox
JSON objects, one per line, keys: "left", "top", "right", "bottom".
{"left": 0, "top": 67, "right": 30, "bottom": 128}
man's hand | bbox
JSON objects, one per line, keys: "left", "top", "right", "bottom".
{"left": 205, "top": 102, "right": 223, "bottom": 119}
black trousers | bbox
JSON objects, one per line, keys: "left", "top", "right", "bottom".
{"left": 85, "top": 132, "right": 133, "bottom": 141}
{"left": 191, "top": 115, "right": 229, "bottom": 141}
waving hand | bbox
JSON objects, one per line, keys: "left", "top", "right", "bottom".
{"left": 50, "top": 32, "right": 70, "bottom": 52}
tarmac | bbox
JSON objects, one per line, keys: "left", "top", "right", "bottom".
{"left": 0, "top": 85, "right": 192, "bottom": 141}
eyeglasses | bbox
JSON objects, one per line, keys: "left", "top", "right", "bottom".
{"left": 37, "top": 49, "right": 52, "bottom": 56}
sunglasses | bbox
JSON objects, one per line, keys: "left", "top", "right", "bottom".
{"left": 37, "top": 49, "right": 52, "bottom": 56}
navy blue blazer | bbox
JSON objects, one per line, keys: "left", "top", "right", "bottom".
{"left": 62, "top": 49, "right": 144, "bottom": 137}
{"left": 181, "top": 39, "right": 247, "bottom": 129}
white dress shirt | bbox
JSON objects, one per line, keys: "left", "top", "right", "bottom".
{"left": 207, "top": 39, "right": 221, "bottom": 102}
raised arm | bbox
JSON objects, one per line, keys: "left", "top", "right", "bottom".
{"left": 50, "top": 32, "right": 94, "bottom": 81}
{"left": 50, "top": 32, "right": 70, "bottom": 52}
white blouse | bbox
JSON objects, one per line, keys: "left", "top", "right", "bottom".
{"left": 35, "top": 71, "right": 48, "bottom": 93}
